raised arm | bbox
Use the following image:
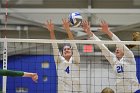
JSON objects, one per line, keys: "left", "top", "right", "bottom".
{"left": 82, "top": 20, "right": 114, "bottom": 65}
{"left": 62, "top": 18, "right": 80, "bottom": 64}
{"left": 100, "top": 20, "right": 134, "bottom": 57}
{"left": 45, "top": 20, "right": 60, "bottom": 63}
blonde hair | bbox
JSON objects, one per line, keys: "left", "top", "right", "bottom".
{"left": 101, "top": 87, "right": 115, "bottom": 93}
{"left": 132, "top": 32, "right": 140, "bottom": 41}
{"left": 127, "top": 32, "right": 140, "bottom": 48}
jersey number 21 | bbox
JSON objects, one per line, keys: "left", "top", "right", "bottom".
{"left": 116, "top": 65, "right": 124, "bottom": 73}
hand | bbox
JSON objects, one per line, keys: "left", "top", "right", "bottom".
{"left": 100, "top": 20, "right": 109, "bottom": 33}
{"left": 31, "top": 73, "right": 38, "bottom": 83}
{"left": 82, "top": 20, "right": 92, "bottom": 35}
{"left": 62, "top": 18, "right": 70, "bottom": 31}
{"left": 45, "top": 20, "right": 54, "bottom": 32}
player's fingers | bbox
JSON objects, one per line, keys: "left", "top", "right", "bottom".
{"left": 33, "top": 77, "right": 38, "bottom": 83}
{"left": 85, "top": 20, "right": 87, "bottom": 24}
{"left": 34, "top": 75, "right": 38, "bottom": 79}
{"left": 101, "top": 20, "right": 104, "bottom": 25}
{"left": 81, "top": 21, "right": 85, "bottom": 28}
{"left": 62, "top": 18, "right": 67, "bottom": 24}
{"left": 100, "top": 18, "right": 105, "bottom": 24}
{"left": 65, "top": 18, "right": 68, "bottom": 23}
{"left": 35, "top": 76, "right": 38, "bottom": 81}
{"left": 86, "top": 20, "right": 89, "bottom": 25}
{"left": 85, "top": 20, "right": 88, "bottom": 26}
{"left": 103, "top": 20, "right": 107, "bottom": 25}
{"left": 64, "top": 18, "right": 66, "bottom": 22}
{"left": 83, "top": 20, "right": 86, "bottom": 26}
{"left": 82, "top": 20, "right": 85, "bottom": 24}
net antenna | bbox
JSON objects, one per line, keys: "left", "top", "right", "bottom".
{"left": 2, "top": 0, "right": 8, "bottom": 92}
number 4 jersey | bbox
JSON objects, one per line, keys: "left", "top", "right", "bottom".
{"left": 56, "top": 55, "right": 80, "bottom": 93}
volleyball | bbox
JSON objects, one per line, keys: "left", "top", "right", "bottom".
{"left": 69, "top": 12, "right": 82, "bottom": 27}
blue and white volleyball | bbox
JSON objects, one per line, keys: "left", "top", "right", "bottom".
{"left": 69, "top": 12, "right": 82, "bottom": 27}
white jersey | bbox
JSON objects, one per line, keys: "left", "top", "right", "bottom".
{"left": 90, "top": 34, "right": 139, "bottom": 93}
{"left": 111, "top": 52, "right": 139, "bottom": 93}
{"left": 52, "top": 43, "right": 81, "bottom": 93}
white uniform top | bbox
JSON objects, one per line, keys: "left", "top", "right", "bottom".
{"left": 90, "top": 34, "right": 139, "bottom": 93}
{"left": 52, "top": 43, "right": 80, "bottom": 93}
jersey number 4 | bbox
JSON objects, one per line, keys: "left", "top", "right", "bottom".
{"left": 116, "top": 65, "right": 124, "bottom": 73}
{"left": 65, "top": 66, "right": 70, "bottom": 74}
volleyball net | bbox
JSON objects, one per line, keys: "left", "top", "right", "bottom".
{"left": 0, "top": 38, "right": 140, "bottom": 93}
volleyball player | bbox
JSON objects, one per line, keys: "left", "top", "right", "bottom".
{"left": 82, "top": 20, "right": 139, "bottom": 93}
{"left": 0, "top": 69, "right": 38, "bottom": 82}
{"left": 45, "top": 19, "right": 81, "bottom": 93}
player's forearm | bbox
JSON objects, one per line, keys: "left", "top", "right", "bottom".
{"left": 106, "top": 30, "right": 113, "bottom": 39}
{"left": 65, "top": 29, "right": 74, "bottom": 40}
{"left": 71, "top": 43, "right": 80, "bottom": 64}
{"left": 90, "top": 34, "right": 114, "bottom": 63}
{"left": 110, "top": 32, "right": 133, "bottom": 57}
{"left": 89, "top": 33, "right": 100, "bottom": 40}
{"left": 52, "top": 43, "right": 59, "bottom": 61}
{"left": 50, "top": 31, "right": 56, "bottom": 39}
{"left": 72, "top": 48, "right": 80, "bottom": 64}
{"left": 22, "top": 72, "right": 33, "bottom": 77}
{"left": 0, "top": 69, "right": 24, "bottom": 76}
{"left": 68, "top": 32, "right": 74, "bottom": 40}
{"left": 90, "top": 34, "right": 108, "bottom": 51}
{"left": 111, "top": 33, "right": 121, "bottom": 41}
{"left": 50, "top": 31, "right": 59, "bottom": 57}
{"left": 49, "top": 30, "right": 59, "bottom": 57}
{"left": 111, "top": 33, "right": 126, "bottom": 48}
{"left": 87, "top": 32, "right": 93, "bottom": 38}
{"left": 105, "top": 31, "right": 133, "bottom": 57}
{"left": 83, "top": 27, "right": 93, "bottom": 38}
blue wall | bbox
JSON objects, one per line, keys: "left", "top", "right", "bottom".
{"left": 135, "top": 56, "right": 140, "bottom": 83}
{"left": 0, "top": 55, "right": 57, "bottom": 93}
{"left": 135, "top": 56, "right": 140, "bottom": 93}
